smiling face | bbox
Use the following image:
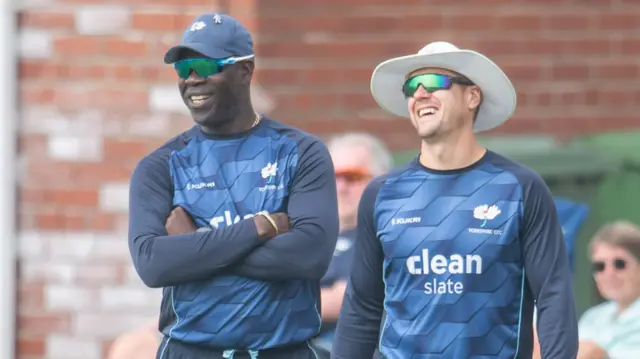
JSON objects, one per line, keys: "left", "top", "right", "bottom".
{"left": 176, "top": 49, "right": 253, "bottom": 130}
{"left": 405, "top": 68, "right": 481, "bottom": 141}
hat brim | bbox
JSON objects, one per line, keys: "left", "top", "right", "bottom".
{"left": 370, "top": 50, "right": 517, "bottom": 132}
{"left": 163, "top": 43, "right": 234, "bottom": 64}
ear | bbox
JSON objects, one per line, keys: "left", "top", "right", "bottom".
{"left": 238, "top": 61, "right": 254, "bottom": 85}
{"left": 467, "top": 86, "right": 482, "bottom": 111}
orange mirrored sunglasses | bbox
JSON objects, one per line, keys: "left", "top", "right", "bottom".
{"left": 335, "top": 168, "right": 371, "bottom": 182}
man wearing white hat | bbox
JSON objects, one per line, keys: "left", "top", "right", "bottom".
{"left": 331, "top": 42, "right": 579, "bottom": 359}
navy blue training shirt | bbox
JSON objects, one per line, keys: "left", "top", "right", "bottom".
{"left": 318, "top": 229, "right": 356, "bottom": 337}
{"left": 320, "top": 229, "right": 356, "bottom": 289}
{"left": 128, "top": 118, "right": 339, "bottom": 350}
{"left": 331, "top": 151, "right": 579, "bottom": 359}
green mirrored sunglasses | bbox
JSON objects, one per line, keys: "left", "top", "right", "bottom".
{"left": 173, "top": 55, "right": 254, "bottom": 79}
{"left": 402, "top": 73, "right": 474, "bottom": 97}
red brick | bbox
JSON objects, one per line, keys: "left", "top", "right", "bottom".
{"left": 17, "top": 283, "right": 45, "bottom": 309}
{"left": 131, "top": 12, "right": 194, "bottom": 31}
{"left": 546, "top": 15, "right": 593, "bottom": 30}
{"left": 26, "top": 161, "right": 134, "bottom": 187}
{"left": 21, "top": 188, "right": 99, "bottom": 207}
{"left": 446, "top": 15, "right": 494, "bottom": 31}
{"left": 340, "top": 68, "right": 374, "bottom": 84}
{"left": 254, "top": 69, "right": 300, "bottom": 86}
{"left": 19, "top": 86, "right": 55, "bottom": 104}
{"left": 300, "top": 69, "right": 343, "bottom": 86}
{"left": 519, "top": 39, "right": 564, "bottom": 55}
{"left": 19, "top": 61, "right": 59, "bottom": 79}
{"left": 28, "top": 210, "right": 117, "bottom": 231}
{"left": 599, "top": 13, "right": 640, "bottom": 29}
{"left": 343, "top": 15, "right": 445, "bottom": 34}
{"left": 112, "top": 65, "right": 137, "bottom": 80}
{"left": 18, "top": 10, "right": 75, "bottom": 30}
{"left": 55, "top": 64, "right": 108, "bottom": 80}
{"left": 18, "top": 313, "right": 71, "bottom": 336}
{"left": 54, "top": 36, "right": 103, "bottom": 55}
{"left": 86, "top": 212, "right": 118, "bottom": 231}
{"left": 102, "top": 138, "right": 152, "bottom": 162}
{"left": 495, "top": 14, "right": 543, "bottom": 31}
{"left": 501, "top": 61, "right": 547, "bottom": 82}
{"left": 17, "top": 134, "right": 48, "bottom": 156}
{"left": 36, "top": 212, "right": 85, "bottom": 230}
{"left": 568, "top": 39, "right": 614, "bottom": 54}
{"left": 620, "top": 39, "right": 640, "bottom": 55}
{"left": 104, "top": 38, "right": 149, "bottom": 57}
{"left": 132, "top": 65, "right": 175, "bottom": 82}
{"left": 17, "top": 338, "right": 45, "bottom": 357}
{"left": 595, "top": 90, "right": 636, "bottom": 107}
{"left": 19, "top": 61, "right": 126, "bottom": 80}
{"left": 591, "top": 61, "right": 640, "bottom": 78}
{"left": 475, "top": 39, "right": 520, "bottom": 56}
{"left": 21, "top": 86, "right": 150, "bottom": 110}
{"left": 342, "top": 92, "right": 376, "bottom": 110}
{"left": 550, "top": 63, "right": 590, "bottom": 80}
{"left": 286, "top": 93, "right": 339, "bottom": 111}
{"left": 558, "top": 91, "right": 587, "bottom": 106}
{"left": 259, "top": 41, "right": 402, "bottom": 59}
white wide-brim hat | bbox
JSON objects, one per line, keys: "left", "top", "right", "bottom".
{"left": 370, "top": 41, "right": 517, "bottom": 132}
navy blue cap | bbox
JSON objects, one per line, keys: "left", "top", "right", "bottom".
{"left": 163, "top": 13, "right": 254, "bottom": 64}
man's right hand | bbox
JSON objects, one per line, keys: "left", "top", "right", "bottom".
{"left": 254, "top": 212, "right": 290, "bottom": 240}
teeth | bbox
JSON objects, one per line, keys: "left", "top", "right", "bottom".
{"left": 418, "top": 108, "right": 437, "bottom": 116}
{"left": 190, "top": 95, "right": 210, "bottom": 101}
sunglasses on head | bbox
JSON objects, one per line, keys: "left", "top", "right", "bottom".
{"left": 592, "top": 258, "right": 627, "bottom": 273}
{"left": 402, "top": 73, "right": 475, "bottom": 98}
{"left": 173, "top": 55, "right": 254, "bottom": 79}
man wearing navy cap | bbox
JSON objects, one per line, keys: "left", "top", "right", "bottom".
{"left": 128, "top": 13, "right": 339, "bottom": 359}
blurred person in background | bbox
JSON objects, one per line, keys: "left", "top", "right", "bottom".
{"left": 106, "top": 322, "right": 160, "bottom": 359}
{"left": 128, "top": 12, "right": 338, "bottom": 359}
{"left": 576, "top": 221, "right": 640, "bottom": 359}
{"left": 331, "top": 41, "right": 578, "bottom": 359}
{"left": 310, "top": 132, "right": 393, "bottom": 357}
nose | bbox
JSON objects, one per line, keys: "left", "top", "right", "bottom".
{"left": 185, "top": 70, "right": 206, "bottom": 84}
{"left": 413, "top": 85, "right": 434, "bottom": 99}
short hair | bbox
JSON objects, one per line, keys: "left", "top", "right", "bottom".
{"left": 589, "top": 220, "right": 640, "bottom": 261}
{"left": 326, "top": 132, "right": 393, "bottom": 176}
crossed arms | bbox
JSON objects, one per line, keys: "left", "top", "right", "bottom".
{"left": 128, "top": 139, "right": 339, "bottom": 288}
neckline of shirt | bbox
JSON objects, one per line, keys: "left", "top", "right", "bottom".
{"left": 412, "top": 149, "right": 492, "bottom": 175}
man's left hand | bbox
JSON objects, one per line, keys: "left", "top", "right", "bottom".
{"left": 166, "top": 207, "right": 198, "bottom": 235}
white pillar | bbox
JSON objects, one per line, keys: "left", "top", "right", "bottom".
{"left": 0, "top": 0, "right": 18, "bottom": 357}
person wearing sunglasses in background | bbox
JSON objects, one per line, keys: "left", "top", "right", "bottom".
{"left": 574, "top": 221, "right": 640, "bottom": 359}
{"left": 331, "top": 41, "right": 578, "bottom": 359}
{"left": 309, "top": 133, "right": 393, "bottom": 358}
{"left": 128, "top": 13, "right": 339, "bottom": 359}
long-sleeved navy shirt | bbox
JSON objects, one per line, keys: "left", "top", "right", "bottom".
{"left": 128, "top": 118, "right": 339, "bottom": 350}
{"left": 331, "top": 151, "right": 579, "bottom": 359}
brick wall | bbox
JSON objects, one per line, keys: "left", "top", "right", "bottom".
{"left": 16, "top": 1, "right": 639, "bottom": 358}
